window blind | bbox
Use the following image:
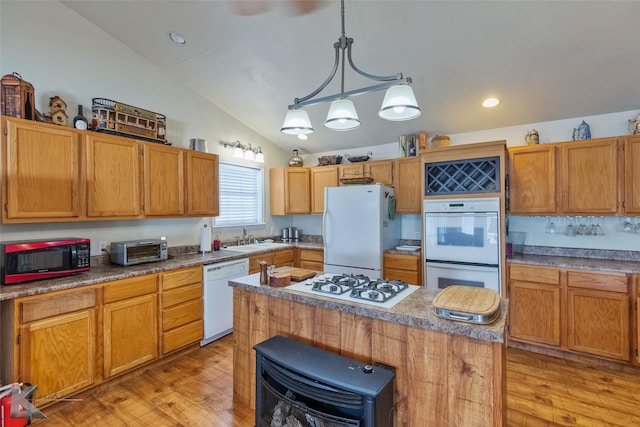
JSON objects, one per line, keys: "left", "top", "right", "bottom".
{"left": 214, "top": 162, "right": 263, "bottom": 226}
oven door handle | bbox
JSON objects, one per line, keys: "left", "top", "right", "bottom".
{"left": 425, "top": 259, "right": 498, "bottom": 269}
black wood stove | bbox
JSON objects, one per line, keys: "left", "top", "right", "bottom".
{"left": 254, "top": 335, "right": 395, "bottom": 427}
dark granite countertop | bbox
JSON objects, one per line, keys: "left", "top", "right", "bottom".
{"left": 0, "top": 242, "right": 324, "bottom": 301}
{"left": 229, "top": 271, "right": 508, "bottom": 344}
{"left": 508, "top": 254, "right": 640, "bottom": 274}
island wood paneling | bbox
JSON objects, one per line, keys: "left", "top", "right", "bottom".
{"left": 233, "top": 288, "right": 504, "bottom": 426}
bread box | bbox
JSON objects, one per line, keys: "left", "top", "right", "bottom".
{"left": 432, "top": 285, "right": 501, "bottom": 324}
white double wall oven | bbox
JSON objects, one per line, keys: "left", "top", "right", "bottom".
{"left": 423, "top": 197, "right": 502, "bottom": 293}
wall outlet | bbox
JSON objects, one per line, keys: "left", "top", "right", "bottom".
{"left": 99, "top": 241, "right": 107, "bottom": 252}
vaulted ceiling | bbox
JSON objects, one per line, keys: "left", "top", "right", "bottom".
{"left": 61, "top": 0, "right": 640, "bottom": 154}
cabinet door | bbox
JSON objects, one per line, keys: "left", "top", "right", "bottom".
{"left": 508, "top": 265, "right": 560, "bottom": 346}
{"left": 270, "top": 168, "right": 310, "bottom": 215}
{"left": 338, "top": 163, "right": 364, "bottom": 184}
{"left": 20, "top": 309, "right": 95, "bottom": 400}
{"left": 365, "top": 160, "right": 393, "bottom": 186}
{"left": 86, "top": 133, "right": 142, "bottom": 218}
{"left": 185, "top": 151, "right": 219, "bottom": 216}
{"left": 566, "top": 271, "right": 630, "bottom": 361}
{"left": 393, "top": 157, "right": 422, "bottom": 214}
{"left": 508, "top": 145, "right": 557, "bottom": 214}
{"left": 143, "top": 142, "right": 184, "bottom": 216}
{"left": 104, "top": 293, "right": 158, "bottom": 377}
{"left": 561, "top": 138, "right": 619, "bottom": 214}
{"left": 3, "top": 118, "right": 82, "bottom": 221}
{"left": 274, "top": 249, "right": 295, "bottom": 267}
{"left": 249, "top": 253, "right": 275, "bottom": 274}
{"left": 310, "top": 166, "right": 338, "bottom": 214}
{"left": 624, "top": 135, "right": 640, "bottom": 214}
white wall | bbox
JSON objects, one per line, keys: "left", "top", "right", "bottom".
{"left": 0, "top": 0, "right": 291, "bottom": 249}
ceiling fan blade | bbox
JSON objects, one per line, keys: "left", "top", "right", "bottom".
{"left": 232, "top": 0, "right": 272, "bottom": 16}
{"left": 290, "top": 0, "right": 321, "bottom": 15}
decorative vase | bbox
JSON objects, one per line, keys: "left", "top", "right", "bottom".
{"left": 572, "top": 121, "right": 591, "bottom": 140}
{"left": 288, "top": 149, "right": 303, "bottom": 167}
{"left": 525, "top": 129, "right": 539, "bottom": 145}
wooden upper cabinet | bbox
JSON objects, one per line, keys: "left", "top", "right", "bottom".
{"left": 2, "top": 117, "right": 82, "bottom": 222}
{"left": 310, "top": 166, "right": 338, "bottom": 214}
{"left": 270, "top": 167, "right": 310, "bottom": 215}
{"left": 365, "top": 160, "right": 393, "bottom": 185}
{"left": 624, "top": 135, "right": 640, "bottom": 214}
{"left": 185, "top": 150, "right": 219, "bottom": 216}
{"left": 143, "top": 142, "right": 184, "bottom": 216}
{"left": 86, "top": 133, "right": 142, "bottom": 218}
{"left": 393, "top": 157, "right": 422, "bottom": 214}
{"left": 338, "top": 163, "right": 364, "bottom": 184}
{"left": 560, "top": 138, "right": 620, "bottom": 214}
{"left": 508, "top": 145, "right": 557, "bottom": 214}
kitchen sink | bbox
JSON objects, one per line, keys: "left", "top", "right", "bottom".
{"left": 223, "top": 242, "right": 288, "bottom": 253}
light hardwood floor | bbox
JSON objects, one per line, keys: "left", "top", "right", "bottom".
{"left": 31, "top": 334, "right": 640, "bottom": 426}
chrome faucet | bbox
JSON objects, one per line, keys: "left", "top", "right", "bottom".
{"left": 242, "top": 226, "right": 247, "bottom": 245}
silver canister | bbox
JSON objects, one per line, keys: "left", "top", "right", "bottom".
{"left": 293, "top": 228, "right": 301, "bottom": 241}
{"left": 189, "top": 138, "right": 208, "bottom": 152}
{"left": 281, "top": 227, "right": 289, "bottom": 242}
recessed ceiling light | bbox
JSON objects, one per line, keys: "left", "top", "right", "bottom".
{"left": 482, "top": 97, "right": 500, "bottom": 108}
{"left": 297, "top": 134, "right": 308, "bottom": 140}
{"left": 168, "top": 31, "right": 186, "bottom": 45}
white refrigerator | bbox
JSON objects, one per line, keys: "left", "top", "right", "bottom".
{"left": 323, "top": 184, "right": 400, "bottom": 277}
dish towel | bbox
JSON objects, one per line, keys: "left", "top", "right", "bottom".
{"left": 388, "top": 196, "right": 396, "bottom": 220}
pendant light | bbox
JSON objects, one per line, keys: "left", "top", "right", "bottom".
{"left": 324, "top": 99, "right": 360, "bottom": 130}
{"left": 280, "top": 0, "right": 420, "bottom": 135}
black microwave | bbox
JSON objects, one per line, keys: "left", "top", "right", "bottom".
{"left": 0, "top": 238, "right": 90, "bottom": 285}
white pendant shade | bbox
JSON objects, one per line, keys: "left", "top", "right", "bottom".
{"left": 378, "top": 84, "right": 421, "bottom": 121}
{"left": 233, "top": 147, "right": 244, "bottom": 158}
{"left": 281, "top": 109, "right": 314, "bottom": 135}
{"left": 255, "top": 151, "right": 265, "bottom": 163}
{"left": 324, "top": 99, "right": 360, "bottom": 131}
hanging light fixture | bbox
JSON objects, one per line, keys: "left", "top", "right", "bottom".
{"left": 280, "top": 0, "right": 420, "bottom": 135}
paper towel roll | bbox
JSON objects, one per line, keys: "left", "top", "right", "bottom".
{"left": 200, "top": 224, "right": 212, "bottom": 253}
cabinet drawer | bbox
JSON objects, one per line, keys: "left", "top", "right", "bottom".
{"left": 567, "top": 271, "right": 628, "bottom": 293}
{"left": 162, "top": 267, "right": 201, "bottom": 291}
{"left": 384, "top": 254, "right": 419, "bottom": 271}
{"left": 162, "top": 283, "right": 202, "bottom": 309}
{"left": 509, "top": 264, "right": 560, "bottom": 285}
{"left": 384, "top": 268, "right": 420, "bottom": 285}
{"left": 162, "top": 299, "right": 202, "bottom": 331}
{"left": 300, "top": 260, "right": 324, "bottom": 271}
{"left": 274, "top": 249, "right": 294, "bottom": 265}
{"left": 299, "top": 249, "right": 323, "bottom": 263}
{"left": 103, "top": 275, "right": 158, "bottom": 303}
{"left": 162, "top": 320, "right": 202, "bottom": 354}
{"left": 21, "top": 288, "right": 96, "bottom": 323}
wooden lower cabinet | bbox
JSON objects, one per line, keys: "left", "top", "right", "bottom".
{"left": 103, "top": 275, "right": 159, "bottom": 377}
{"left": 508, "top": 264, "right": 631, "bottom": 362}
{"left": 566, "top": 270, "right": 630, "bottom": 361}
{"left": 160, "top": 266, "right": 203, "bottom": 355}
{"left": 296, "top": 248, "right": 324, "bottom": 270}
{"left": 2, "top": 287, "right": 97, "bottom": 401}
{"left": 383, "top": 253, "right": 422, "bottom": 285}
{"left": 249, "top": 249, "right": 295, "bottom": 274}
{"left": 233, "top": 288, "right": 504, "bottom": 426}
{"left": 508, "top": 264, "right": 561, "bottom": 346}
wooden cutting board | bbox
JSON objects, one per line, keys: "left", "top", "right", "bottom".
{"left": 432, "top": 285, "right": 500, "bottom": 316}
{"left": 287, "top": 268, "right": 317, "bottom": 282}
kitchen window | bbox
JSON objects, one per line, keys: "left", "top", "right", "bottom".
{"left": 214, "top": 162, "right": 264, "bottom": 227}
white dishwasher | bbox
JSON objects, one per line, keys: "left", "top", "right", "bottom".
{"left": 201, "top": 258, "right": 249, "bottom": 346}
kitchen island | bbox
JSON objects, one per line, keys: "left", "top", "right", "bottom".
{"left": 230, "top": 272, "right": 508, "bottom": 427}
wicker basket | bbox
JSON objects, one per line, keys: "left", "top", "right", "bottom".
{"left": 430, "top": 135, "right": 451, "bottom": 148}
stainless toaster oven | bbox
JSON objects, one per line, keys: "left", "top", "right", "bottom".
{"left": 110, "top": 239, "right": 168, "bottom": 266}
